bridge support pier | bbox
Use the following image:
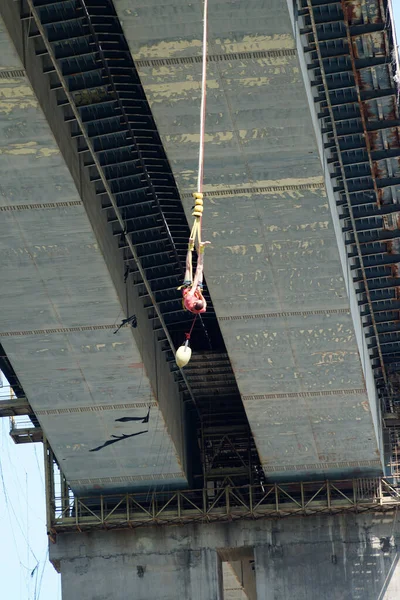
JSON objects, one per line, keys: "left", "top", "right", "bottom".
{"left": 50, "top": 512, "right": 400, "bottom": 600}
{"left": 253, "top": 517, "right": 400, "bottom": 600}
{"left": 254, "top": 540, "right": 400, "bottom": 600}
{"left": 51, "top": 533, "right": 223, "bottom": 600}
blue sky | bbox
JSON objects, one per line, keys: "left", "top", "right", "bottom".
{"left": 0, "top": 384, "right": 61, "bottom": 599}
{"left": 393, "top": 3, "right": 400, "bottom": 54}
{"left": 394, "top": 2, "right": 400, "bottom": 31}
{"left": 1, "top": 5, "right": 400, "bottom": 599}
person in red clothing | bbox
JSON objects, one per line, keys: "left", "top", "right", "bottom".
{"left": 181, "top": 239, "right": 210, "bottom": 314}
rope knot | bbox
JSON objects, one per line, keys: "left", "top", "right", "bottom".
{"left": 192, "top": 192, "right": 204, "bottom": 217}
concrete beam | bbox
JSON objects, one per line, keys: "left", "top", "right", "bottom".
{"left": 0, "top": 1, "right": 188, "bottom": 493}
{"left": 0, "top": 397, "right": 31, "bottom": 417}
{"left": 112, "top": 0, "right": 384, "bottom": 481}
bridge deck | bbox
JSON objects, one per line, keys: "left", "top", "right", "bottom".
{"left": 1, "top": 0, "right": 398, "bottom": 487}
{"left": 0, "top": 12, "right": 187, "bottom": 494}
{"left": 113, "top": 0, "right": 386, "bottom": 479}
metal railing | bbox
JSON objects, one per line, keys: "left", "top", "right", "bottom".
{"left": 48, "top": 478, "right": 400, "bottom": 534}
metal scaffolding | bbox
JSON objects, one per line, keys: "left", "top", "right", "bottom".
{"left": 300, "top": 0, "right": 400, "bottom": 475}
{"left": 45, "top": 430, "right": 400, "bottom": 535}
{"left": 47, "top": 477, "right": 400, "bottom": 536}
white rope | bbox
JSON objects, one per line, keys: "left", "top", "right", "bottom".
{"left": 197, "top": 0, "right": 208, "bottom": 194}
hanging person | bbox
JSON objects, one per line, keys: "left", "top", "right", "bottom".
{"left": 181, "top": 239, "right": 210, "bottom": 314}
{"left": 176, "top": 0, "right": 209, "bottom": 368}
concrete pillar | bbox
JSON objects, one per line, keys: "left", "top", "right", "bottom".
{"left": 51, "top": 531, "right": 222, "bottom": 600}
{"left": 50, "top": 513, "right": 400, "bottom": 600}
{"left": 254, "top": 521, "right": 400, "bottom": 600}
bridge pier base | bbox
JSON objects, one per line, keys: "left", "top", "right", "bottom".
{"left": 51, "top": 533, "right": 223, "bottom": 600}
{"left": 253, "top": 517, "right": 400, "bottom": 600}
{"left": 254, "top": 539, "right": 400, "bottom": 600}
{"left": 50, "top": 512, "right": 400, "bottom": 600}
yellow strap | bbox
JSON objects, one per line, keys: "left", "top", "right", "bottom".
{"left": 190, "top": 217, "right": 201, "bottom": 245}
{"left": 187, "top": 193, "right": 204, "bottom": 252}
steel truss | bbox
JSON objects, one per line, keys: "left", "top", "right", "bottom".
{"left": 300, "top": 0, "right": 400, "bottom": 475}
{"left": 47, "top": 476, "right": 400, "bottom": 536}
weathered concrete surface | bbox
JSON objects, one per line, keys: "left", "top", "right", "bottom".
{"left": 55, "top": 544, "right": 222, "bottom": 600}
{"left": 51, "top": 512, "right": 400, "bottom": 600}
{"left": 220, "top": 547, "right": 256, "bottom": 600}
{"left": 254, "top": 520, "right": 400, "bottom": 600}
{"left": 114, "top": 0, "right": 383, "bottom": 479}
{"left": 223, "top": 562, "right": 249, "bottom": 600}
{"left": 0, "top": 7, "right": 187, "bottom": 494}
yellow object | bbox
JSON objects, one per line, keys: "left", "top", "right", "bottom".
{"left": 192, "top": 192, "right": 204, "bottom": 218}
{"left": 176, "top": 344, "right": 192, "bottom": 368}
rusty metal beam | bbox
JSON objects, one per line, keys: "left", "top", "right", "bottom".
{"left": 306, "top": 0, "right": 387, "bottom": 387}
{"left": 341, "top": 0, "right": 382, "bottom": 206}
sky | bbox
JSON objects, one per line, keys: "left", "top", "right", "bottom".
{"left": 393, "top": 3, "right": 400, "bottom": 62}
{"left": 0, "top": 4, "right": 400, "bottom": 600}
{"left": 0, "top": 381, "right": 61, "bottom": 600}
{"left": 394, "top": 2, "right": 400, "bottom": 34}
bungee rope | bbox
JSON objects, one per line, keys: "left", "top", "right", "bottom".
{"left": 176, "top": 0, "right": 209, "bottom": 369}
{"left": 190, "top": 0, "right": 208, "bottom": 240}
{"left": 187, "top": 0, "right": 208, "bottom": 262}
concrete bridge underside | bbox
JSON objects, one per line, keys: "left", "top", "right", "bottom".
{"left": 1, "top": 0, "right": 398, "bottom": 490}
{"left": 113, "top": 0, "right": 384, "bottom": 479}
{"left": 0, "top": 10, "right": 187, "bottom": 495}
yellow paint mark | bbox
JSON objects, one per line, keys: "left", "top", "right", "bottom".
{"left": 0, "top": 85, "right": 33, "bottom": 98}
{"left": 67, "top": 444, "right": 86, "bottom": 451}
{"left": 164, "top": 130, "right": 234, "bottom": 145}
{"left": 135, "top": 39, "right": 202, "bottom": 59}
{"left": 217, "top": 33, "right": 295, "bottom": 53}
{"left": 202, "top": 176, "right": 325, "bottom": 194}
{"left": 225, "top": 245, "right": 247, "bottom": 255}
{"left": 0, "top": 85, "right": 38, "bottom": 114}
{"left": 111, "top": 342, "right": 124, "bottom": 349}
{"left": 0, "top": 140, "right": 60, "bottom": 159}
{"left": 135, "top": 34, "right": 295, "bottom": 59}
{"left": 38, "top": 147, "right": 60, "bottom": 158}
{"left": 226, "top": 76, "right": 271, "bottom": 88}
{"left": 311, "top": 350, "right": 353, "bottom": 366}
{"left": 145, "top": 78, "right": 219, "bottom": 102}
